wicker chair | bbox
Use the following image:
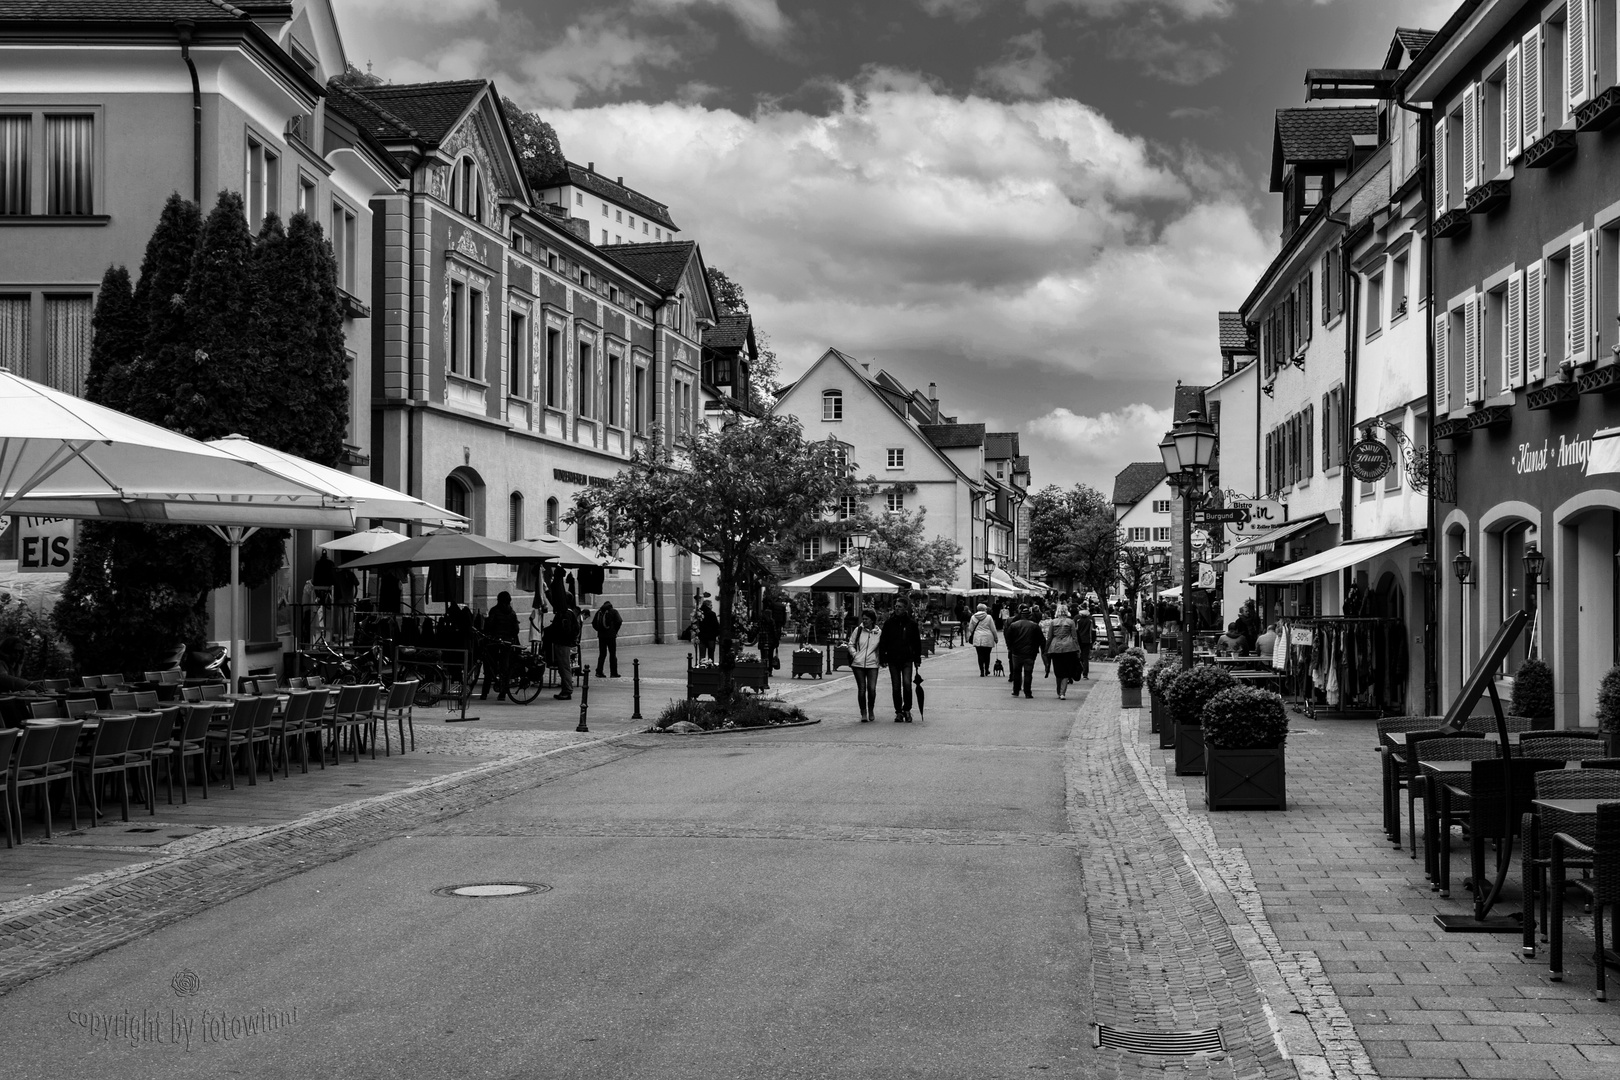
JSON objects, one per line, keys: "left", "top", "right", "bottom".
{"left": 0, "top": 726, "right": 20, "bottom": 847}
{"left": 1378, "top": 717, "right": 1447, "bottom": 845}
{"left": 1550, "top": 801, "right": 1620, "bottom": 1000}
{"left": 1514, "top": 737, "right": 1610, "bottom": 763}
{"left": 1521, "top": 729, "right": 1605, "bottom": 743}
{"left": 1522, "top": 770, "right": 1620, "bottom": 958}
{"left": 206, "top": 699, "right": 256, "bottom": 789}
{"left": 272, "top": 691, "right": 313, "bottom": 776}
{"left": 120, "top": 711, "right": 165, "bottom": 818}
{"left": 1463, "top": 714, "right": 1540, "bottom": 734}
{"left": 1404, "top": 730, "right": 1488, "bottom": 861}
{"left": 1414, "top": 735, "right": 1501, "bottom": 881}
{"left": 28, "top": 700, "right": 64, "bottom": 720}
{"left": 1435, "top": 756, "right": 1559, "bottom": 901}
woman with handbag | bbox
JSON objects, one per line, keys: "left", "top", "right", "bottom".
{"left": 1044, "top": 603, "right": 1083, "bottom": 700}
{"left": 965, "top": 603, "right": 998, "bottom": 677}
{"left": 848, "top": 610, "right": 881, "bottom": 721}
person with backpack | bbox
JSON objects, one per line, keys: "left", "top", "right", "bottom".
{"left": 591, "top": 600, "right": 623, "bottom": 678}
{"left": 876, "top": 598, "right": 923, "bottom": 723}
{"left": 965, "top": 603, "right": 998, "bottom": 677}
{"left": 544, "top": 602, "right": 581, "bottom": 699}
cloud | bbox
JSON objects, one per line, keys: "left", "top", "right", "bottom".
{"left": 635, "top": 0, "right": 791, "bottom": 43}
{"left": 1169, "top": 105, "right": 1222, "bottom": 120}
{"left": 385, "top": 37, "right": 494, "bottom": 84}
{"left": 344, "top": 0, "right": 499, "bottom": 23}
{"left": 1030, "top": 0, "right": 1242, "bottom": 18}
{"left": 1029, "top": 403, "right": 1175, "bottom": 459}
{"left": 505, "top": 14, "right": 690, "bottom": 107}
{"left": 546, "top": 69, "right": 1270, "bottom": 394}
{"left": 1109, "top": 25, "right": 1229, "bottom": 84}
{"left": 975, "top": 31, "right": 1063, "bottom": 99}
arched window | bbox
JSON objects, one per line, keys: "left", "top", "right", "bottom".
{"left": 448, "top": 155, "right": 483, "bottom": 223}
{"left": 508, "top": 491, "right": 524, "bottom": 542}
{"left": 445, "top": 475, "right": 470, "bottom": 520}
{"left": 822, "top": 389, "right": 843, "bottom": 421}
{"left": 545, "top": 496, "right": 560, "bottom": 538}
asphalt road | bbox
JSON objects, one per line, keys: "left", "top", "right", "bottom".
{"left": 0, "top": 648, "right": 1094, "bottom": 1079}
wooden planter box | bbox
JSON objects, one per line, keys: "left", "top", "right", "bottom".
{"left": 1174, "top": 724, "right": 1205, "bottom": 775}
{"left": 686, "top": 668, "right": 725, "bottom": 700}
{"left": 1143, "top": 640, "right": 1159, "bottom": 654}
{"left": 1204, "top": 743, "right": 1286, "bottom": 810}
{"left": 791, "top": 651, "right": 824, "bottom": 679}
{"left": 1159, "top": 711, "right": 1176, "bottom": 749}
{"left": 1149, "top": 691, "right": 1162, "bottom": 734}
{"left": 731, "top": 662, "right": 771, "bottom": 691}
{"left": 1121, "top": 684, "right": 1143, "bottom": 709}
{"left": 831, "top": 645, "right": 853, "bottom": 671}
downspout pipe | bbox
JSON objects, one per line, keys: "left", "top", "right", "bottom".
{"left": 175, "top": 21, "right": 201, "bottom": 204}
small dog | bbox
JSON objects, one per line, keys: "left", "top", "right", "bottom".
{"left": 992, "top": 658, "right": 1005, "bottom": 676}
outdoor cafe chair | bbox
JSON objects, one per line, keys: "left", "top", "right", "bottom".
{"left": 132, "top": 690, "right": 160, "bottom": 711}
{"left": 1401, "top": 729, "right": 1487, "bottom": 859}
{"left": 12, "top": 722, "right": 81, "bottom": 837}
{"left": 120, "top": 711, "right": 164, "bottom": 818}
{"left": 273, "top": 690, "right": 313, "bottom": 776}
{"left": 159, "top": 670, "right": 184, "bottom": 686}
{"left": 299, "top": 687, "right": 329, "bottom": 771}
{"left": 142, "top": 671, "right": 165, "bottom": 684}
{"left": 252, "top": 677, "right": 280, "bottom": 695}
{"left": 245, "top": 695, "right": 278, "bottom": 783}
{"left": 1522, "top": 770, "right": 1620, "bottom": 958}
{"left": 200, "top": 683, "right": 226, "bottom": 701}
{"left": 180, "top": 685, "right": 203, "bottom": 703}
{"left": 286, "top": 677, "right": 308, "bottom": 690}
{"left": 1434, "top": 756, "right": 1558, "bottom": 900}
{"left": 1550, "top": 801, "right": 1620, "bottom": 1000}
{"left": 108, "top": 692, "right": 137, "bottom": 710}
{"left": 167, "top": 704, "right": 214, "bottom": 804}
{"left": 99, "top": 674, "right": 127, "bottom": 690}
{"left": 1415, "top": 735, "right": 1500, "bottom": 879}
{"left": 1522, "top": 729, "right": 1605, "bottom": 743}
{"left": 76, "top": 675, "right": 101, "bottom": 689}
{"left": 0, "top": 727, "right": 19, "bottom": 847}
{"left": 206, "top": 699, "right": 256, "bottom": 789}
{"left": 1464, "top": 714, "right": 1542, "bottom": 734}
{"left": 64, "top": 698, "right": 96, "bottom": 719}
{"left": 323, "top": 684, "right": 366, "bottom": 763}
{"left": 39, "top": 679, "right": 69, "bottom": 693}
{"left": 370, "top": 680, "right": 418, "bottom": 757}
{"left": 28, "top": 700, "right": 64, "bottom": 720}
{"left": 1515, "top": 737, "right": 1611, "bottom": 763}
{"left": 72, "top": 715, "right": 132, "bottom": 827}
{"left": 1378, "top": 716, "right": 1447, "bottom": 845}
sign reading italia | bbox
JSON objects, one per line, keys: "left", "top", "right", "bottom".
{"left": 12, "top": 515, "right": 75, "bottom": 574}
{"left": 1349, "top": 438, "right": 1394, "bottom": 483}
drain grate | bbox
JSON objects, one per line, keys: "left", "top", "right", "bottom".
{"left": 1093, "top": 1023, "right": 1225, "bottom": 1056}
{"left": 124, "top": 827, "right": 159, "bottom": 833}
{"left": 432, "top": 882, "right": 551, "bottom": 899}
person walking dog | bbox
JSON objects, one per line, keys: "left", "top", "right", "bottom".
{"left": 1003, "top": 606, "right": 1045, "bottom": 699}
{"left": 876, "top": 598, "right": 923, "bottom": 723}
{"left": 965, "top": 603, "right": 998, "bottom": 677}
{"left": 591, "top": 600, "right": 622, "bottom": 678}
{"left": 848, "top": 610, "right": 880, "bottom": 721}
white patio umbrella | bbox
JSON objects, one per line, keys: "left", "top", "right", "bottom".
{"left": 778, "top": 565, "right": 904, "bottom": 593}
{"left": 319, "top": 527, "right": 410, "bottom": 554}
{"left": 518, "top": 533, "right": 607, "bottom": 568}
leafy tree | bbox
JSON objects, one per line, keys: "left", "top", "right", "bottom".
{"left": 857, "top": 506, "right": 962, "bottom": 587}
{"left": 501, "top": 98, "right": 566, "bottom": 188}
{"left": 1029, "top": 482, "right": 1124, "bottom": 644}
{"left": 706, "top": 266, "right": 748, "bottom": 315}
{"left": 574, "top": 415, "right": 850, "bottom": 680}
{"left": 705, "top": 264, "right": 780, "bottom": 410}
{"left": 1117, "top": 544, "right": 1155, "bottom": 623}
{"left": 83, "top": 265, "right": 141, "bottom": 401}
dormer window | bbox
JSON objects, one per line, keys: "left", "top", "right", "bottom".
{"left": 448, "top": 155, "right": 484, "bottom": 224}
{"left": 1300, "top": 173, "right": 1324, "bottom": 210}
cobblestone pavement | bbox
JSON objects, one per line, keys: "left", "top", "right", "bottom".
{"left": 1079, "top": 662, "right": 1620, "bottom": 1080}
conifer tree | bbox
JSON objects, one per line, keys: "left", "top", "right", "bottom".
{"left": 82, "top": 265, "right": 141, "bottom": 402}
{"left": 169, "top": 191, "right": 262, "bottom": 440}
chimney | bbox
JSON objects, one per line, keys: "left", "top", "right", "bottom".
{"left": 587, "top": 161, "right": 595, "bottom": 172}
{"left": 861, "top": 362, "right": 870, "bottom": 373}
{"left": 928, "top": 382, "right": 939, "bottom": 423}
{"left": 617, "top": 176, "right": 624, "bottom": 185}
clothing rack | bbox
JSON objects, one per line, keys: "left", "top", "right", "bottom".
{"left": 1272, "top": 615, "right": 1408, "bottom": 719}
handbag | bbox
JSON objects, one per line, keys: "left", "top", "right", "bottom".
{"left": 678, "top": 625, "right": 693, "bottom": 642}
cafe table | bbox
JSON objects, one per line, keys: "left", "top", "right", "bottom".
{"left": 1530, "top": 798, "right": 1620, "bottom": 969}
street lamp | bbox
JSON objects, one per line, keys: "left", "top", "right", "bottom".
{"left": 1522, "top": 543, "right": 1547, "bottom": 585}
{"left": 1148, "top": 547, "right": 1166, "bottom": 640}
{"left": 1522, "top": 542, "right": 1546, "bottom": 661}
{"left": 851, "top": 529, "right": 871, "bottom": 624}
{"left": 1452, "top": 549, "right": 1474, "bottom": 586}
{"left": 1160, "top": 410, "right": 1219, "bottom": 668}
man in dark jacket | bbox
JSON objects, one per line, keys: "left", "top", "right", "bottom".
{"left": 544, "top": 603, "right": 581, "bottom": 699}
{"left": 756, "top": 605, "right": 781, "bottom": 670}
{"left": 481, "top": 591, "right": 521, "bottom": 700}
{"left": 1003, "top": 606, "right": 1046, "bottom": 699}
{"left": 1075, "top": 609, "right": 1095, "bottom": 680}
{"left": 591, "top": 600, "right": 623, "bottom": 678}
{"left": 875, "top": 598, "right": 923, "bottom": 722}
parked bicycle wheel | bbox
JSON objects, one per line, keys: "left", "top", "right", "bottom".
{"left": 412, "top": 670, "right": 445, "bottom": 707}
{"left": 506, "top": 659, "right": 544, "bottom": 704}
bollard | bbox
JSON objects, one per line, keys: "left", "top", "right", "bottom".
{"left": 575, "top": 668, "right": 590, "bottom": 733}
{"left": 631, "top": 658, "right": 642, "bottom": 719}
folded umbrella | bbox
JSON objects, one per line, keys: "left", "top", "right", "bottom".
{"left": 913, "top": 671, "right": 925, "bottom": 720}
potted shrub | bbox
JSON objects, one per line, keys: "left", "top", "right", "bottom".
{"left": 1509, "top": 659, "right": 1555, "bottom": 730}
{"left": 686, "top": 654, "right": 725, "bottom": 699}
{"left": 1164, "top": 664, "right": 1236, "bottom": 776}
{"left": 1147, "top": 657, "right": 1181, "bottom": 737}
{"left": 1596, "top": 665, "right": 1620, "bottom": 755}
{"left": 1141, "top": 626, "right": 1160, "bottom": 655}
{"left": 1202, "top": 685, "right": 1289, "bottom": 810}
{"left": 1118, "top": 654, "right": 1145, "bottom": 708}
{"left": 731, "top": 651, "right": 771, "bottom": 691}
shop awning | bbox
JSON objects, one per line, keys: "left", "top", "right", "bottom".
{"left": 1242, "top": 533, "right": 1418, "bottom": 586}
{"left": 1229, "top": 514, "right": 1328, "bottom": 553}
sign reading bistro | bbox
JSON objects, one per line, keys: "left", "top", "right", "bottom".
{"left": 1348, "top": 438, "right": 1394, "bottom": 483}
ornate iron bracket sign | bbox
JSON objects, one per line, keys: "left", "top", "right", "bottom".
{"left": 1358, "top": 419, "right": 1446, "bottom": 496}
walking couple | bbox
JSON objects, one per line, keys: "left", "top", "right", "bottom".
{"left": 847, "top": 598, "right": 923, "bottom": 723}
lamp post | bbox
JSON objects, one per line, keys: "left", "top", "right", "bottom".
{"left": 1148, "top": 547, "right": 1166, "bottom": 640}
{"left": 851, "top": 529, "right": 871, "bottom": 625}
{"left": 1523, "top": 542, "right": 1546, "bottom": 659}
{"left": 1160, "top": 411, "right": 1219, "bottom": 669}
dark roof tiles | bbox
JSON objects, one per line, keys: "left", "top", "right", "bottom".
{"left": 920, "top": 423, "right": 986, "bottom": 450}
{"left": 1174, "top": 385, "right": 1208, "bottom": 422}
{"left": 536, "top": 162, "right": 677, "bottom": 230}
{"left": 1275, "top": 106, "right": 1378, "bottom": 163}
{"left": 0, "top": 0, "right": 266, "bottom": 18}
{"left": 338, "top": 80, "right": 486, "bottom": 145}
{"left": 598, "top": 241, "right": 697, "bottom": 294}
{"left": 1112, "top": 462, "right": 1165, "bottom": 508}
{"left": 1219, "top": 312, "right": 1252, "bottom": 352}
{"left": 702, "top": 313, "right": 752, "bottom": 350}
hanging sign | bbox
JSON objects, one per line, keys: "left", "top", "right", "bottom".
{"left": 1349, "top": 438, "right": 1394, "bottom": 483}
{"left": 13, "top": 515, "right": 76, "bottom": 574}
{"left": 1229, "top": 499, "right": 1284, "bottom": 536}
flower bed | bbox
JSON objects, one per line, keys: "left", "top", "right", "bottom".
{"left": 653, "top": 690, "right": 810, "bottom": 732}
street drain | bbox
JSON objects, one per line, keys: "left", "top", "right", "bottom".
{"left": 1092, "top": 1024, "right": 1225, "bottom": 1057}
{"left": 125, "top": 827, "right": 159, "bottom": 833}
{"left": 432, "top": 882, "right": 551, "bottom": 898}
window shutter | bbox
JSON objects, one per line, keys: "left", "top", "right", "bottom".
{"left": 1321, "top": 257, "right": 1330, "bottom": 323}
{"left": 1433, "top": 118, "right": 1448, "bottom": 209}
{"left": 1506, "top": 268, "right": 1525, "bottom": 388}
{"left": 1525, "top": 259, "right": 1545, "bottom": 382}
{"left": 1569, "top": 0, "right": 1591, "bottom": 110}
{"left": 1434, "top": 311, "right": 1450, "bottom": 413}
{"left": 1464, "top": 295, "right": 1482, "bottom": 404}
{"left": 1462, "top": 82, "right": 1479, "bottom": 192}
{"left": 1568, "top": 231, "right": 1591, "bottom": 368}
{"left": 1523, "top": 26, "right": 1543, "bottom": 145}
{"left": 1321, "top": 392, "right": 1331, "bottom": 470}
{"left": 1304, "top": 405, "right": 1314, "bottom": 477}
{"left": 1505, "top": 45, "right": 1522, "bottom": 161}
{"left": 1303, "top": 273, "right": 1313, "bottom": 343}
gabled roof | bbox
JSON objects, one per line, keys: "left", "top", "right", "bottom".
{"left": 920, "top": 423, "right": 985, "bottom": 449}
{"left": 1175, "top": 385, "right": 1208, "bottom": 422}
{"left": 535, "top": 161, "right": 678, "bottom": 230}
{"left": 702, "top": 313, "right": 753, "bottom": 351}
{"left": 0, "top": 1, "right": 279, "bottom": 19}
{"left": 599, "top": 241, "right": 697, "bottom": 295}
{"left": 336, "top": 79, "right": 486, "bottom": 145}
{"left": 1271, "top": 106, "right": 1378, "bottom": 191}
{"left": 1112, "top": 462, "right": 1165, "bottom": 508}
{"left": 1013, "top": 455, "right": 1029, "bottom": 475}
{"left": 985, "top": 431, "right": 1020, "bottom": 459}
{"left": 1393, "top": 27, "right": 1436, "bottom": 58}
{"left": 1219, "top": 312, "right": 1252, "bottom": 353}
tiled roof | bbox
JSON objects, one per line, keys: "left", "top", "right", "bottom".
{"left": 1275, "top": 106, "right": 1378, "bottom": 163}
{"left": 920, "top": 423, "right": 985, "bottom": 450}
{"left": 985, "top": 431, "right": 1020, "bottom": 459}
{"left": 599, "top": 241, "right": 696, "bottom": 294}
{"left": 535, "top": 161, "right": 678, "bottom": 230}
{"left": 703, "top": 313, "right": 752, "bottom": 350}
{"left": 1395, "top": 28, "right": 1437, "bottom": 55}
{"left": 1013, "top": 455, "right": 1030, "bottom": 475}
{"left": 338, "top": 80, "right": 486, "bottom": 145}
{"left": 1112, "top": 462, "right": 1164, "bottom": 508}
{"left": 1219, "top": 311, "right": 1252, "bottom": 352}
{"left": 1174, "top": 385, "right": 1208, "bottom": 422}
{"left": 0, "top": 0, "right": 271, "bottom": 19}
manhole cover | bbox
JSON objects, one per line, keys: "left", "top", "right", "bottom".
{"left": 1093, "top": 1024, "right": 1224, "bottom": 1056}
{"left": 432, "top": 882, "right": 551, "bottom": 898}
{"left": 125, "top": 827, "right": 159, "bottom": 833}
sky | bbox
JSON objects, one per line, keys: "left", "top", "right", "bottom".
{"left": 335, "top": 0, "right": 1460, "bottom": 495}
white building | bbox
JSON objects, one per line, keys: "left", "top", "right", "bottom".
{"left": 531, "top": 161, "right": 681, "bottom": 247}
{"left": 1206, "top": 312, "right": 1260, "bottom": 618}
